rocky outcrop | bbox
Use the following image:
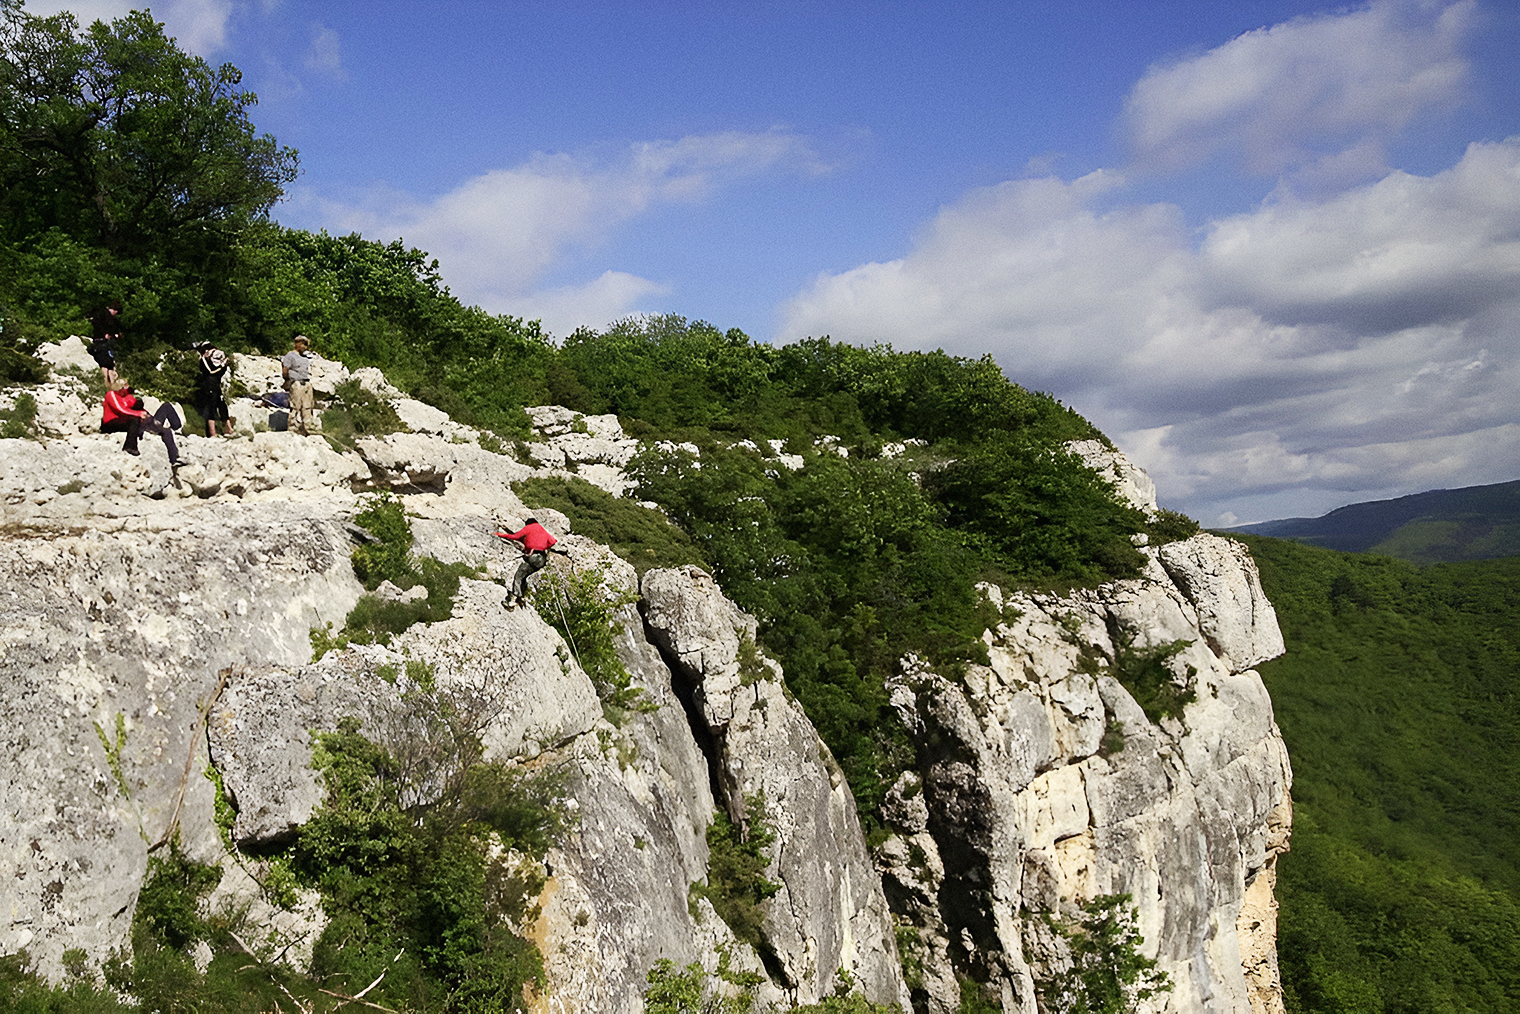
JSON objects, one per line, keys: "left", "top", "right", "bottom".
{"left": 643, "top": 566, "right": 911, "bottom": 1009}
{"left": 0, "top": 337, "right": 1291, "bottom": 1013}
{"left": 0, "top": 341, "right": 913, "bottom": 1011}
{"left": 881, "top": 542, "right": 1291, "bottom": 1014}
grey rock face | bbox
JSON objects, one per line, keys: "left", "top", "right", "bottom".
{"left": 642, "top": 565, "right": 913, "bottom": 1010}
{"left": 885, "top": 536, "right": 1292, "bottom": 1014}
{"left": 1156, "top": 535, "right": 1286, "bottom": 672}
{"left": 0, "top": 504, "right": 361, "bottom": 974}
{"left": 1066, "top": 439, "right": 1159, "bottom": 514}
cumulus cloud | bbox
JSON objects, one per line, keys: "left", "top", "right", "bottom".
{"left": 780, "top": 139, "right": 1520, "bottom": 523}
{"left": 303, "top": 129, "right": 822, "bottom": 329}
{"left": 25, "top": 0, "right": 235, "bottom": 54}
{"left": 1123, "top": 0, "right": 1474, "bottom": 183}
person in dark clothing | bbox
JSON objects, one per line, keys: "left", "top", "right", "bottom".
{"left": 88, "top": 301, "right": 122, "bottom": 388}
{"left": 102, "top": 386, "right": 187, "bottom": 466}
{"left": 193, "top": 341, "right": 234, "bottom": 436}
{"left": 495, "top": 516, "right": 567, "bottom": 608}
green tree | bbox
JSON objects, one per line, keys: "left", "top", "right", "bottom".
{"left": 0, "top": 1, "right": 296, "bottom": 257}
{"left": 1037, "top": 895, "right": 1171, "bottom": 1014}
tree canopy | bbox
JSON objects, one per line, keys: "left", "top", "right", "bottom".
{"left": 0, "top": 1, "right": 296, "bottom": 257}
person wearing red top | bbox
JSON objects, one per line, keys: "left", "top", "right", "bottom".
{"left": 101, "top": 386, "right": 186, "bottom": 465}
{"left": 494, "top": 517, "right": 566, "bottom": 608}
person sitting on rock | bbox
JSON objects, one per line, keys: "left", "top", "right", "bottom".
{"left": 281, "top": 334, "right": 315, "bottom": 435}
{"left": 102, "top": 386, "right": 187, "bottom": 467}
{"left": 495, "top": 516, "right": 568, "bottom": 608}
{"left": 193, "top": 341, "right": 235, "bottom": 436}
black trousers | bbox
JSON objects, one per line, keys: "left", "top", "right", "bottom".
{"left": 103, "top": 403, "right": 181, "bottom": 460}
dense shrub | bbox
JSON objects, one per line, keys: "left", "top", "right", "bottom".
{"left": 1036, "top": 895, "right": 1171, "bottom": 1014}
{"left": 320, "top": 378, "right": 407, "bottom": 450}
{"left": 924, "top": 439, "right": 1147, "bottom": 583}
{"left": 288, "top": 713, "right": 565, "bottom": 1012}
{"left": 316, "top": 493, "right": 480, "bottom": 658}
{"left": 528, "top": 564, "right": 647, "bottom": 720}
{"left": 691, "top": 795, "right": 780, "bottom": 951}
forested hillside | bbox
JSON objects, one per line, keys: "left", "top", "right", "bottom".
{"left": 1233, "top": 481, "right": 1520, "bottom": 564}
{"left": 1238, "top": 536, "right": 1520, "bottom": 1013}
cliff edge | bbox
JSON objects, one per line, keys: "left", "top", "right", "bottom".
{"left": 0, "top": 340, "right": 1290, "bottom": 1013}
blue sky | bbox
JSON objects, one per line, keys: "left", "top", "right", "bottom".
{"left": 29, "top": 0, "right": 1520, "bottom": 525}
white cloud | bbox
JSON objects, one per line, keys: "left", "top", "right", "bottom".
{"left": 514, "top": 272, "right": 671, "bottom": 340}
{"left": 24, "top": 0, "right": 234, "bottom": 54}
{"left": 780, "top": 138, "right": 1520, "bottom": 523}
{"left": 301, "top": 129, "right": 822, "bottom": 331}
{"left": 1122, "top": 0, "right": 1474, "bottom": 182}
{"left": 304, "top": 24, "right": 342, "bottom": 79}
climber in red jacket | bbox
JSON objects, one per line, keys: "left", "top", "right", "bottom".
{"left": 495, "top": 517, "right": 567, "bottom": 608}
{"left": 102, "top": 387, "right": 187, "bottom": 467}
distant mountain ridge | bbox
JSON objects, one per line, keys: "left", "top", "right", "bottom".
{"left": 1229, "top": 479, "right": 1520, "bottom": 563}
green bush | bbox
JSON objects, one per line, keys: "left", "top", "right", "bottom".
{"left": 1099, "top": 636, "right": 1197, "bottom": 725}
{"left": 0, "top": 952, "right": 131, "bottom": 1013}
{"left": 1145, "top": 508, "right": 1199, "bottom": 545}
{"left": 0, "top": 343, "right": 46, "bottom": 385}
{"left": 692, "top": 795, "right": 780, "bottom": 951}
{"left": 350, "top": 492, "right": 415, "bottom": 589}
{"left": 923, "top": 439, "right": 1147, "bottom": 584}
{"left": 320, "top": 378, "right": 407, "bottom": 451}
{"left": 318, "top": 493, "right": 481, "bottom": 657}
{"left": 0, "top": 392, "right": 38, "bottom": 439}
{"left": 630, "top": 444, "right": 1003, "bottom": 827}
{"left": 643, "top": 959, "right": 748, "bottom": 1014}
{"left": 528, "top": 564, "right": 647, "bottom": 721}
{"left": 341, "top": 556, "right": 479, "bottom": 648}
{"left": 1036, "top": 894, "right": 1172, "bottom": 1014}
{"left": 288, "top": 714, "right": 569, "bottom": 1013}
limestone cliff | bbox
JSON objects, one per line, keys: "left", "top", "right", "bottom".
{"left": 0, "top": 338, "right": 1290, "bottom": 1013}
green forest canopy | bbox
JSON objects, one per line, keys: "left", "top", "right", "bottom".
{"left": 1242, "top": 536, "right": 1520, "bottom": 1014}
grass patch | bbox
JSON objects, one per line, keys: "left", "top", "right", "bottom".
{"left": 0, "top": 392, "right": 38, "bottom": 439}
{"left": 313, "top": 493, "right": 479, "bottom": 660}
{"left": 511, "top": 475, "right": 706, "bottom": 575}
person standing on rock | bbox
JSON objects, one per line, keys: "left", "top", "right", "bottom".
{"left": 102, "top": 385, "right": 188, "bottom": 467}
{"left": 281, "top": 334, "right": 315, "bottom": 435}
{"left": 88, "top": 300, "right": 122, "bottom": 389}
{"left": 495, "top": 516, "right": 567, "bottom": 608}
{"left": 193, "top": 341, "right": 235, "bottom": 437}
